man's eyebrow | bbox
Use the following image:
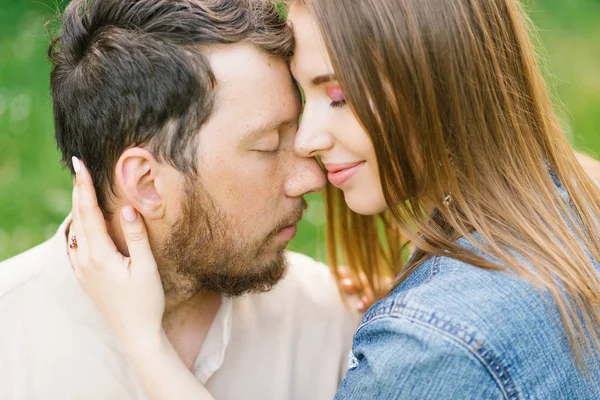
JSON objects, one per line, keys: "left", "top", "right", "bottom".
{"left": 312, "top": 74, "right": 336, "bottom": 86}
{"left": 244, "top": 117, "right": 297, "bottom": 142}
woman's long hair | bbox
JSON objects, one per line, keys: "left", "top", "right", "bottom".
{"left": 290, "top": 0, "right": 600, "bottom": 363}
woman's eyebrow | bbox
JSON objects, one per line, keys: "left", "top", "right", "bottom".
{"left": 312, "top": 74, "right": 336, "bottom": 86}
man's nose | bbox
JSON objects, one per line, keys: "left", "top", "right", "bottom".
{"left": 284, "top": 153, "right": 327, "bottom": 198}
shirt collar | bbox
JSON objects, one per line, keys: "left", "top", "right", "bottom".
{"left": 191, "top": 296, "right": 233, "bottom": 384}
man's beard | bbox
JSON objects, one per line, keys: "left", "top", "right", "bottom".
{"left": 159, "top": 184, "right": 306, "bottom": 300}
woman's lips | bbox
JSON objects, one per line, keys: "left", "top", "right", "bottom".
{"left": 324, "top": 161, "right": 366, "bottom": 187}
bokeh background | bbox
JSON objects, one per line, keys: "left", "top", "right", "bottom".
{"left": 1, "top": 0, "right": 599, "bottom": 262}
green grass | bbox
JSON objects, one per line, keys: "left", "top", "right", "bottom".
{"left": 1, "top": 0, "right": 599, "bottom": 262}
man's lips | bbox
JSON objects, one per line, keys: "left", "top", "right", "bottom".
{"left": 278, "top": 224, "right": 297, "bottom": 241}
{"left": 276, "top": 215, "right": 303, "bottom": 242}
{"left": 274, "top": 201, "right": 307, "bottom": 242}
{"left": 323, "top": 161, "right": 366, "bottom": 187}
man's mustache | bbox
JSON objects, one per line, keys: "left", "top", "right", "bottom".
{"left": 268, "top": 198, "right": 309, "bottom": 239}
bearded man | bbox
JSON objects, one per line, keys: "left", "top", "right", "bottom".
{"left": 0, "top": 0, "right": 356, "bottom": 399}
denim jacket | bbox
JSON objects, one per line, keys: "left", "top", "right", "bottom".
{"left": 335, "top": 180, "right": 600, "bottom": 399}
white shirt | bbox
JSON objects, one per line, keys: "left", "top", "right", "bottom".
{"left": 0, "top": 218, "right": 358, "bottom": 399}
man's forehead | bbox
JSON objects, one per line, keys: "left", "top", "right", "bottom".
{"left": 206, "top": 43, "right": 300, "bottom": 140}
{"left": 208, "top": 43, "right": 285, "bottom": 89}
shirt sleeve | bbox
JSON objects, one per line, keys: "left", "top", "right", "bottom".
{"left": 334, "top": 315, "right": 508, "bottom": 399}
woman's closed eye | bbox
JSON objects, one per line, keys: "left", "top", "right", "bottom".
{"left": 327, "top": 85, "right": 347, "bottom": 108}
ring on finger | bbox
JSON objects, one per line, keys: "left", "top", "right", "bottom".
{"left": 69, "top": 235, "right": 78, "bottom": 250}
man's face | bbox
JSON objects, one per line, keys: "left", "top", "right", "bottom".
{"left": 157, "top": 43, "right": 326, "bottom": 299}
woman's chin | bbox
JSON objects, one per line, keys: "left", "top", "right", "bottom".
{"left": 343, "top": 191, "right": 389, "bottom": 216}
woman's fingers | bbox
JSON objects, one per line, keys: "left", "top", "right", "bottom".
{"left": 338, "top": 266, "right": 359, "bottom": 295}
{"left": 73, "top": 157, "right": 120, "bottom": 265}
{"left": 337, "top": 265, "right": 395, "bottom": 312}
{"left": 337, "top": 266, "right": 373, "bottom": 311}
{"left": 69, "top": 174, "right": 92, "bottom": 271}
{"left": 119, "top": 206, "right": 159, "bottom": 279}
{"left": 340, "top": 277, "right": 358, "bottom": 295}
{"left": 357, "top": 283, "right": 375, "bottom": 312}
{"left": 66, "top": 158, "right": 166, "bottom": 347}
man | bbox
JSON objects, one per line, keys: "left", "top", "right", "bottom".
{"left": 0, "top": 0, "right": 357, "bottom": 399}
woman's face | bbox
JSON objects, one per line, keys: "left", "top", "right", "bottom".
{"left": 288, "top": 4, "right": 388, "bottom": 215}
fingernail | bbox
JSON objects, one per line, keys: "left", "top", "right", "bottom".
{"left": 122, "top": 206, "right": 137, "bottom": 222}
{"left": 356, "top": 301, "right": 364, "bottom": 311}
{"left": 341, "top": 278, "right": 353, "bottom": 287}
{"left": 72, "top": 156, "right": 81, "bottom": 173}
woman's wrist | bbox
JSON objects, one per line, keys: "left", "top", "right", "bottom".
{"left": 117, "top": 328, "right": 214, "bottom": 400}
{"left": 120, "top": 327, "right": 169, "bottom": 362}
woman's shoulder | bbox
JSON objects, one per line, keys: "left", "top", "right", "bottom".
{"left": 344, "top": 252, "right": 598, "bottom": 399}
{"left": 340, "top": 254, "right": 521, "bottom": 398}
{"left": 361, "top": 251, "right": 544, "bottom": 343}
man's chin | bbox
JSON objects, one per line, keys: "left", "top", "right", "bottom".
{"left": 193, "top": 251, "right": 289, "bottom": 298}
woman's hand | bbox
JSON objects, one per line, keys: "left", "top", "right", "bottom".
{"left": 338, "top": 267, "right": 393, "bottom": 313}
{"left": 69, "top": 157, "right": 165, "bottom": 347}
{"left": 69, "top": 157, "right": 214, "bottom": 400}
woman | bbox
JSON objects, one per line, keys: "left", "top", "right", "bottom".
{"left": 70, "top": 0, "right": 600, "bottom": 398}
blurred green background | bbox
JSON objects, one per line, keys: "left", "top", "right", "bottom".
{"left": 1, "top": 0, "right": 599, "bottom": 262}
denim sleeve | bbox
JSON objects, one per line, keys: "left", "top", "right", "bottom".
{"left": 334, "top": 315, "right": 508, "bottom": 400}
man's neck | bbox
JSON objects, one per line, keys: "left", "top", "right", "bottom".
{"left": 162, "top": 290, "right": 223, "bottom": 369}
{"left": 106, "top": 215, "right": 223, "bottom": 369}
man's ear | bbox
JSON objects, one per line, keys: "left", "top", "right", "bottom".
{"left": 115, "top": 148, "right": 166, "bottom": 220}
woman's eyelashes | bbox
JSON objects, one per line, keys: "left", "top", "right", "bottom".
{"left": 330, "top": 99, "right": 347, "bottom": 108}
{"left": 327, "top": 85, "right": 347, "bottom": 108}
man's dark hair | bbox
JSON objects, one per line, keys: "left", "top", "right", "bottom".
{"left": 49, "top": 0, "right": 294, "bottom": 212}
